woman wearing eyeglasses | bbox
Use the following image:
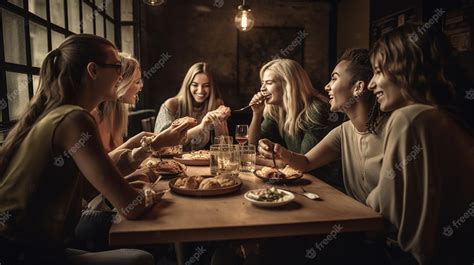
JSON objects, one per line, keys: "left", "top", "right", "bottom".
{"left": 0, "top": 34, "right": 193, "bottom": 265}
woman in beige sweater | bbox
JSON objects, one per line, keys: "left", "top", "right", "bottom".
{"left": 367, "top": 23, "right": 474, "bottom": 264}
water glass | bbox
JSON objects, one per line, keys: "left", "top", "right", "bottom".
{"left": 240, "top": 144, "right": 256, "bottom": 172}
{"left": 213, "top": 135, "right": 233, "bottom": 145}
{"left": 210, "top": 144, "right": 241, "bottom": 177}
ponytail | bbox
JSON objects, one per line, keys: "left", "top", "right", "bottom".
{"left": 0, "top": 34, "right": 115, "bottom": 177}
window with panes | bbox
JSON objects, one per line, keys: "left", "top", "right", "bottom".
{"left": 0, "top": 0, "right": 138, "bottom": 142}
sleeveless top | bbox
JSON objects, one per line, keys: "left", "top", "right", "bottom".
{"left": 0, "top": 105, "right": 86, "bottom": 246}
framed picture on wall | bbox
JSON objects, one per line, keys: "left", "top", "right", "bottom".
{"left": 237, "top": 27, "right": 305, "bottom": 98}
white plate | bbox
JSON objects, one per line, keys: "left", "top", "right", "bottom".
{"left": 244, "top": 189, "right": 295, "bottom": 207}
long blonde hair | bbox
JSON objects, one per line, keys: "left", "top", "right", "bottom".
{"left": 176, "top": 62, "right": 221, "bottom": 118}
{"left": 260, "top": 59, "right": 330, "bottom": 137}
{"left": 96, "top": 53, "right": 140, "bottom": 147}
{"left": 0, "top": 34, "right": 115, "bottom": 176}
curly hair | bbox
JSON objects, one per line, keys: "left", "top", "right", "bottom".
{"left": 338, "top": 48, "right": 387, "bottom": 133}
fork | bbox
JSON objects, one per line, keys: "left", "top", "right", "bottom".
{"left": 271, "top": 148, "right": 277, "bottom": 168}
{"left": 233, "top": 94, "right": 271, "bottom": 112}
{"left": 233, "top": 103, "right": 258, "bottom": 113}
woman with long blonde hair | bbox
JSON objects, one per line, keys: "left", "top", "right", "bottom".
{"left": 154, "top": 62, "right": 230, "bottom": 150}
{"left": 248, "top": 59, "right": 341, "bottom": 186}
{"left": 92, "top": 52, "right": 140, "bottom": 152}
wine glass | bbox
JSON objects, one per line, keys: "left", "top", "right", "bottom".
{"left": 235, "top": 125, "right": 249, "bottom": 146}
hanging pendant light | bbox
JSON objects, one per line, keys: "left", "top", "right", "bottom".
{"left": 143, "top": 0, "right": 165, "bottom": 6}
{"left": 235, "top": 0, "right": 255, "bottom": 32}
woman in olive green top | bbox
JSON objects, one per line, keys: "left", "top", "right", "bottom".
{"left": 0, "top": 35, "right": 195, "bottom": 265}
{"left": 248, "top": 59, "right": 341, "bottom": 186}
{"left": 366, "top": 24, "right": 473, "bottom": 264}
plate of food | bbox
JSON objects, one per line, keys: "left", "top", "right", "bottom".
{"left": 244, "top": 187, "right": 295, "bottom": 207}
{"left": 142, "top": 159, "right": 186, "bottom": 178}
{"left": 169, "top": 175, "right": 242, "bottom": 196}
{"left": 254, "top": 165, "right": 303, "bottom": 184}
{"left": 173, "top": 150, "right": 210, "bottom": 166}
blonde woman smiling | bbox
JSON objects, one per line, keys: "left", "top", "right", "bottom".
{"left": 155, "top": 62, "right": 230, "bottom": 150}
{"left": 92, "top": 53, "right": 189, "bottom": 175}
{"left": 248, "top": 59, "right": 341, "bottom": 186}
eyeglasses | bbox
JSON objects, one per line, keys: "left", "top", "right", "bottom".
{"left": 95, "top": 62, "right": 122, "bottom": 75}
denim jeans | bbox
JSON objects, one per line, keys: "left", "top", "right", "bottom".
{"left": 74, "top": 209, "right": 116, "bottom": 251}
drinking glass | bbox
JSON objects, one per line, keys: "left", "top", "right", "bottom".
{"left": 240, "top": 144, "right": 256, "bottom": 172}
{"left": 210, "top": 144, "right": 241, "bottom": 177}
{"left": 235, "top": 125, "right": 249, "bottom": 145}
{"left": 213, "top": 135, "right": 233, "bottom": 145}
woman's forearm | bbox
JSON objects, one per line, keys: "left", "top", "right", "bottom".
{"left": 280, "top": 150, "right": 313, "bottom": 172}
{"left": 248, "top": 112, "right": 263, "bottom": 145}
{"left": 184, "top": 123, "right": 207, "bottom": 144}
{"left": 214, "top": 120, "right": 229, "bottom": 136}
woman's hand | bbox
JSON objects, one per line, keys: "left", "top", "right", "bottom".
{"left": 124, "top": 166, "right": 161, "bottom": 189}
{"left": 215, "top": 105, "right": 231, "bottom": 121}
{"left": 201, "top": 111, "right": 220, "bottom": 128}
{"left": 121, "top": 131, "right": 155, "bottom": 150}
{"left": 258, "top": 138, "right": 289, "bottom": 160}
{"left": 249, "top": 90, "right": 267, "bottom": 114}
{"left": 151, "top": 118, "right": 197, "bottom": 149}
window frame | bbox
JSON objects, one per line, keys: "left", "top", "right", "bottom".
{"left": 0, "top": 0, "right": 129, "bottom": 126}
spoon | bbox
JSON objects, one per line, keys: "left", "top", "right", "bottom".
{"left": 281, "top": 185, "right": 320, "bottom": 200}
{"left": 300, "top": 186, "right": 320, "bottom": 200}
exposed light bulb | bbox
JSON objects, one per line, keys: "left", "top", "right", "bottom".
{"left": 235, "top": 4, "right": 255, "bottom": 32}
{"left": 143, "top": 0, "right": 165, "bottom": 6}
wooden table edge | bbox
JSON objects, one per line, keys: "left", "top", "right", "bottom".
{"left": 109, "top": 217, "right": 384, "bottom": 247}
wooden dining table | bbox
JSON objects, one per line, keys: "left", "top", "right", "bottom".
{"left": 109, "top": 162, "right": 384, "bottom": 263}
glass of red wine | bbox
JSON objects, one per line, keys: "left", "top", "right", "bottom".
{"left": 235, "top": 125, "right": 249, "bottom": 145}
